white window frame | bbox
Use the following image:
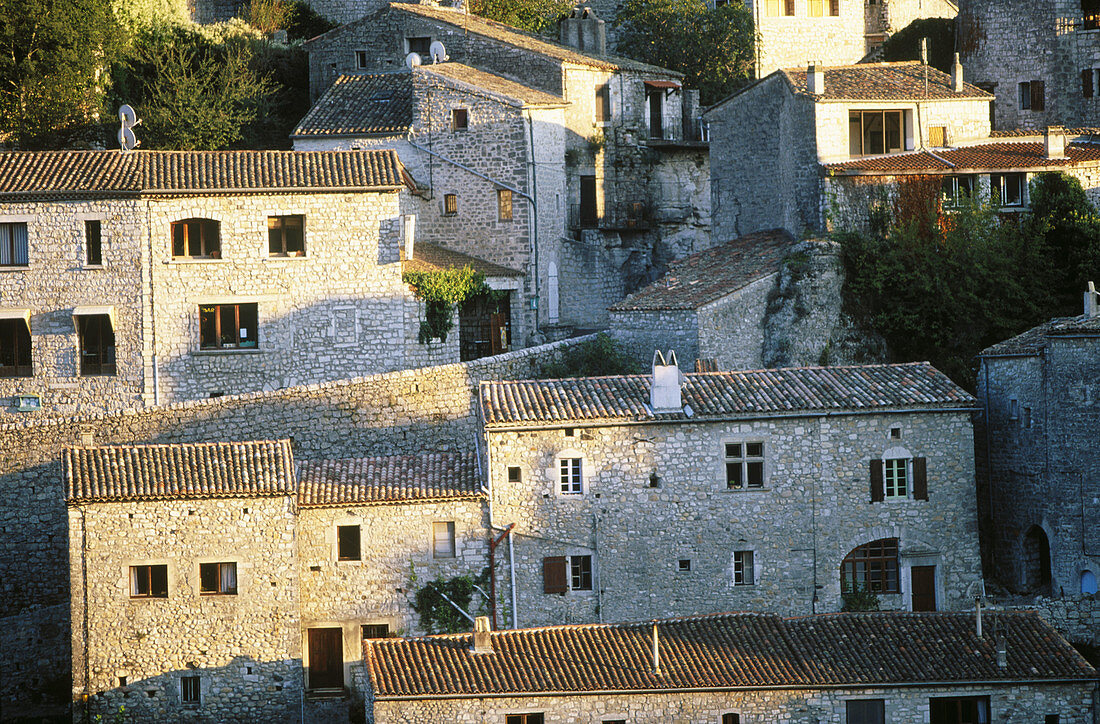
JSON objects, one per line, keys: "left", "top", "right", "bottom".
{"left": 992, "top": 173, "right": 1027, "bottom": 209}
{"left": 354, "top": 49, "right": 369, "bottom": 70}
{"left": 556, "top": 451, "right": 585, "bottom": 495}
{"left": 723, "top": 439, "right": 767, "bottom": 490}
{"left": 433, "top": 521, "right": 456, "bottom": 558}
{"left": 733, "top": 550, "right": 755, "bottom": 586}
{"left": 883, "top": 445, "right": 911, "bottom": 500}
{"left": 569, "top": 554, "right": 593, "bottom": 590}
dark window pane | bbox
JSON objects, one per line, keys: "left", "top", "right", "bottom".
{"left": 85, "top": 220, "right": 102, "bottom": 266}
{"left": 725, "top": 443, "right": 742, "bottom": 458}
{"left": 746, "top": 442, "right": 763, "bottom": 457}
{"left": 338, "top": 525, "right": 360, "bottom": 561}
{"left": 0, "top": 319, "right": 32, "bottom": 377}
{"left": 746, "top": 461, "right": 764, "bottom": 487}
{"left": 726, "top": 462, "right": 743, "bottom": 488}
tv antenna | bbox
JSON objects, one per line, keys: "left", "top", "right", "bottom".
{"left": 429, "top": 40, "right": 448, "bottom": 64}
{"left": 118, "top": 104, "right": 141, "bottom": 152}
{"left": 405, "top": 52, "right": 422, "bottom": 70}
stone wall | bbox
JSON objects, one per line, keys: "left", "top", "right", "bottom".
{"left": 1009, "top": 595, "right": 1100, "bottom": 649}
{"left": 369, "top": 682, "right": 1096, "bottom": 724}
{"left": 697, "top": 274, "right": 775, "bottom": 370}
{"left": 753, "top": 0, "right": 868, "bottom": 77}
{"left": 608, "top": 309, "right": 700, "bottom": 369}
{"left": 485, "top": 409, "right": 983, "bottom": 628}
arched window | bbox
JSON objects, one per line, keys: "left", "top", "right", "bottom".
{"left": 841, "top": 538, "right": 899, "bottom": 594}
{"left": 1081, "top": 570, "right": 1097, "bottom": 595}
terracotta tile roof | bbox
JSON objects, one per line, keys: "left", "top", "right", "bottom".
{"left": 479, "top": 362, "right": 975, "bottom": 426}
{"left": 610, "top": 230, "right": 795, "bottom": 311}
{"left": 825, "top": 142, "right": 1100, "bottom": 174}
{"left": 364, "top": 610, "right": 1097, "bottom": 698}
{"left": 402, "top": 242, "right": 522, "bottom": 278}
{"left": 419, "top": 63, "right": 566, "bottom": 107}
{"left": 781, "top": 61, "right": 990, "bottom": 101}
{"left": 293, "top": 73, "right": 413, "bottom": 137}
{"left": 65, "top": 440, "right": 296, "bottom": 503}
{"left": 0, "top": 150, "right": 407, "bottom": 197}
{"left": 980, "top": 313, "right": 1100, "bottom": 356}
{"left": 298, "top": 452, "right": 483, "bottom": 506}
{"left": 991, "top": 128, "right": 1100, "bottom": 139}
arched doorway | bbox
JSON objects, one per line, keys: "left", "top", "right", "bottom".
{"left": 1022, "top": 526, "right": 1052, "bottom": 593}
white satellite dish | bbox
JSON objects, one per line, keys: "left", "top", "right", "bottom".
{"left": 405, "top": 52, "right": 422, "bottom": 69}
{"left": 117, "top": 104, "right": 141, "bottom": 152}
{"left": 118, "top": 104, "right": 138, "bottom": 126}
{"left": 429, "top": 40, "right": 448, "bottom": 64}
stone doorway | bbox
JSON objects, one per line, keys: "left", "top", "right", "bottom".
{"left": 459, "top": 292, "right": 511, "bottom": 361}
{"left": 1022, "top": 525, "right": 1052, "bottom": 594}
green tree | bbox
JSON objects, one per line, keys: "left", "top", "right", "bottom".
{"left": 469, "top": 0, "right": 573, "bottom": 34}
{"left": 0, "top": 0, "right": 124, "bottom": 148}
{"left": 614, "top": 0, "right": 754, "bottom": 105}
{"left": 537, "top": 332, "right": 643, "bottom": 378}
{"left": 1027, "top": 172, "right": 1100, "bottom": 311}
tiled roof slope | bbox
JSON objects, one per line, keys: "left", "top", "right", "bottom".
{"left": 364, "top": 610, "right": 1097, "bottom": 698}
{"left": 293, "top": 73, "right": 413, "bottom": 137}
{"left": 298, "top": 452, "right": 483, "bottom": 506}
{"left": 782, "top": 61, "right": 990, "bottom": 101}
{"left": 991, "top": 128, "right": 1100, "bottom": 138}
{"left": 610, "top": 230, "right": 795, "bottom": 311}
{"left": 402, "top": 242, "right": 522, "bottom": 278}
{"left": 980, "top": 314, "right": 1100, "bottom": 356}
{"left": 0, "top": 150, "right": 406, "bottom": 196}
{"left": 826, "top": 142, "right": 1100, "bottom": 174}
{"left": 480, "top": 363, "right": 974, "bottom": 426}
{"left": 421, "top": 63, "right": 566, "bottom": 106}
{"left": 65, "top": 440, "right": 296, "bottom": 503}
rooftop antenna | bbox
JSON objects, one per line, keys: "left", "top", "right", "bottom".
{"left": 405, "top": 52, "right": 422, "bottom": 70}
{"left": 429, "top": 40, "right": 448, "bottom": 64}
{"left": 117, "top": 104, "right": 141, "bottom": 152}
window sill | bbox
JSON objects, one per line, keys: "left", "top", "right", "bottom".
{"left": 199, "top": 592, "right": 238, "bottom": 596}
{"left": 165, "top": 258, "right": 229, "bottom": 265}
{"left": 0, "top": 266, "right": 29, "bottom": 272}
{"left": 192, "top": 348, "right": 262, "bottom": 356}
{"left": 82, "top": 264, "right": 105, "bottom": 270}
{"left": 265, "top": 254, "right": 308, "bottom": 261}
{"left": 723, "top": 486, "right": 768, "bottom": 492}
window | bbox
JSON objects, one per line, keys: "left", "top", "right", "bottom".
{"left": 595, "top": 83, "right": 611, "bottom": 123}
{"left": 199, "top": 303, "right": 258, "bottom": 350}
{"left": 847, "top": 699, "right": 885, "bottom": 724}
{"left": 841, "top": 538, "right": 899, "bottom": 594}
{"left": 406, "top": 36, "right": 431, "bottom": 55}
{"left": 543, "top": 555, "right": 592, "bottom": 593}
{"left": 871, "top": 454, "right": 926, "bottom": 501}
{"left": 362, "top": 623, "right": 391, "bottom": 639}
{"left": 1083, "top": 68, "right": 1099, "bottom": 98}
{"left": 722, "top": 715, "right": 741, "bottom": 724}
{"left": 733, "top": 550, "right": 754, "bottom": 585}
{"left": 559, "top": 457, "right": 583, "bottom": 494}
{"left": 452, "top": 108, "right": 468, "bottom": 131}
{"left": 507, "top": 466, "right": 521, "bottom": 482}
{"left": 829, "top": 0, "right": 839, "bottom": 15}
{"left": 355, "top": 50, "right": 368, "bottom": 69}
{"left": 130, "top": 564, "right": 168, "bottom": 598}
{"left": 992, "top": 173, "right": 1026, "bottom": 208}
{"left": 1018, "top": 80, "right": 1045, "bottom": 111}
{"left": 180, "top": 675, "right": 200, "bottom": 707}
{"left": 85, "top": 220, "right": 102, "bottom": 266}
{"left": 0, "top": 318, "right": 31, "bottom": 377}
{"left": 171, "top": 218, "right": 220, "bottom": 258}
{"left": 433, "top": 521, "right": 456, "bottom": 558}
{"left": 0, "top": 222, "right": 28, "bottom": 266}
{"left": 570, "top": 554, "right": 592, "bottom": 590}
{"left": 808, "top": 0, "right": 823, "bottom": 16}
{"left": 604, "top": 720, "right": 626, "bottom": 724}
{"left": 579, "top": 175, "right": 598, "bottom": 227}
{"left": 498, "top": 189, "right": 513, "bottom": 221}
{"left": 506, "top": 715, "right": 544, "bottom": 724}
{"left": 443, "top": 193, "right": 458, "bottom": 216}
{"left": 647, "top": 88, "right": 663, "bottom": 139}
{"left": 199, "top": 562, "right": 237, "bottom": 595}
{"left": 678, "top": 559, "right": 692, "bottom": 572}
{"left": 337, "top": 525, "right": 360, "bottom": 561}
{"left": 77, "top": 314, "right": 116, "bottom": 376}
{"left": 941, "top": 175, "right": 975, "bottom": 209}
{"left": 849, "top": 110, "right": 906, "bottom": 156}
{"left": 784, "top": 0, "right": 794, "bottom": 13}
{"left": 268, "top": 215, "right": 304, "bottom": 256}
{"left": 884, "top": 458, "right": 908, "bottom": 498}
{"left": 725, "top": 442, "right": 764, "bottom": 489}
{"left": 1081, "top": 570, "right": 1098, "bottom": 594}
{"left": 929, "top": 695, "right": 990, "bottom": 724}
{"left": 1045, "top": 716, "right": 1060, "bottom": 724}
{"left": 927, "top": 125, "right": 947, "bottom": 147}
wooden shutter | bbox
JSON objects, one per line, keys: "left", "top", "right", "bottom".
{"left": 870, "top": 459, "right": 884, "bottom": 502}
{"left": 912, "top": 456, "right": 928, "bottom": 500}
{"left": 1084, "top": 69, "right": 1095, "bottom": 99}
{"left": 1031, "top": 80, "right": 1045, "bottom": 111}
{"left": 543, "top": 556, "right": 568, "bottom": 594}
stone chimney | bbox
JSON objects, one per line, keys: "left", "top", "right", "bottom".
{"left": 472, "top": 615, "right": 492, "bottom": 654}
{"left": 807, "top": 63, "right": 825, "bottom": 95}
{"left": 559, "top": 7, "right": 606, "bottom": 56}
{"left": 995, "top": 632, "right": 1007, "bottom": 670}
{"left": 951, "top": 52, "right": 964, "bottom": 92}
{"left": 402, "top": 214, "right": 416, "bottom": 260}
{"left": 650, "top": 350, "right": 683, "bottom": 413}
{"left": 1045, "top": 126, "right": 1065, "bottom": 160}
{"left": 1085, "top": 281, "right": 1098, "bottom": 317}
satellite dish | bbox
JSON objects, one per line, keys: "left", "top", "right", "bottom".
{"left": 118, "top": 104, "right": 138, "bottom": 126}
{"left": 405, "top": 52, "right": 422, "bottom": 69}
{"left": 429, "top": 40, "right": 448, "bottom": 64}
{"left": 117, "top": 104, "right": 141, "bottom": 152}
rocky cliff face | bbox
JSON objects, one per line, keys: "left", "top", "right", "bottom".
{"left": 762, "top": 239, "right": 887, "bottom": 368}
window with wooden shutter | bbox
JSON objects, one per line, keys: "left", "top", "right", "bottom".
{"left": 1030, "top": 80, "right": 1045, "bottom": 111}
{"left": 870, "top": 458, "right": 884, "bottom": 502}
{"left": 927, "top": 125, "right": 946, "bottom": 147}
{"left": 1084, "top": 69, "right": 1095, "bottom": 98}
{"left": 912, "top": 456, "right": 928, "bottom": 500}
{"left": 543, "top": 556, "right": 567, "bottom": 593}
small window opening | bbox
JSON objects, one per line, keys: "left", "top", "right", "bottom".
{"left": 452, "top": 108, "right": 469, "bottom": 131}
{"left": 678, "top": 559, "right": 691, "bottom": 572}
{"left": 507, "top": 466, "right": 522, "bottom": 482}
{"left": 337, "top": 525, "right": 361, "bottom": 561}
{"left": 85, "top": 220, "right": 102, "bottom": 266}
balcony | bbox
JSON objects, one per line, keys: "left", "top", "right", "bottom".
{"left": 569, "top": 201, "right": 653, "bottom": 231}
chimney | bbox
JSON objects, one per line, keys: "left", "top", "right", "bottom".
{"left": 995, "top": 632, "right": 1007, "bottom": 670}
{"left": 1085, "top": 281, "right": 1098, "bottom": 317}
{"left": 807, "top": 63, "right": 825, "bottom": 95}
{"left": 559, "top": 7, "right": 606, "bottom": 56}
{"left": 402, "top": 214, "right": 416, "bottom": 260}
{"left": 951, "top": 52, "right": 964, "bottom": 92}
{"left": 1045, "top": 126, "right": 1066, "bottom": 160}
{"left": 651, "top": 622, "right": 661, "bottom": 675}
{"left": 650, "top": 350, "right": 683, "bottom": 413}
{"left": 472, "top": 615, "right": 492, "bottom": 654}
{"left": 975, "top": 596, "right": 983, "bottom": 638}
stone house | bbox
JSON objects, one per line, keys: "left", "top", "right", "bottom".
{"left": 705, "top": 60, "right": 994, "bottom": 238}
{"left": 0, "top": 148, "right": 464, "bottom": 417}
{"left": 608, "top": 229, "right": 796, "bottom": 370}
{"left": 959, "top": 0, "right": 1100, "bottom": 131}
{"left": 359, "top": 610, "right": 1098, "bottom": 724}
{"left": 479, "top": 358, "right": 984, "bottom": 628}
{"left": 66, "top": 439, "right": 490, "bottom": 722}
{"left": 303, "top": 2, "right": 710, "bottom": 334}
{"left": 975, "top": 287, "right": 1100, "bottom": 601}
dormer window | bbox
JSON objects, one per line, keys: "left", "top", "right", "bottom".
{"left": 171, "top": 218, "right": 220, "bottom": 259}
{"left": 848, "top": 110, "right": 908, "bottom": 157}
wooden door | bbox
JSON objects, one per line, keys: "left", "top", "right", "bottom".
{"left": 911, "top": 566, "right": 936, "bottom": 612}
{"left": 579, "top": 176, "right": 598, "bottom": 227}
{"left": 490, "top": 312, "right": 508, "bottom": 354}
{"left": 308, "top": 627, "right": 343, "bottom": 690}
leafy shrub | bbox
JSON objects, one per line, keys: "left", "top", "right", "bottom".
{"left": 841, "top": 584, "right": 880, "bottom": 612}
{"left": 538, "top": 333, "right": 643, "bottom": 378}
{"left": 468, "top": 0, "right": 573, "bottom": 34}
